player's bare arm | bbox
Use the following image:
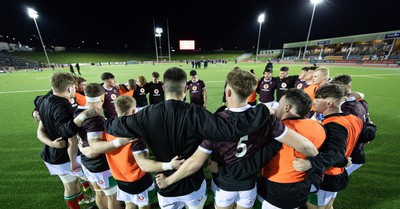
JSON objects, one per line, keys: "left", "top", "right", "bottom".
{"left": 156, "top": 149, "right": 209, "bottom": 189}
{"left": 37, "top": 121, "right": 66, "bottom": 148}
{"left": 88, "top": 136, "right": 135, "bottom": 154}
{"left": 74, "top": 106, "right": 102, "bottom": 127}
{"left": 68, "top": 135, "right": 81, "bottom": 172}
{"left": 133, "top": 152, "right": 184, "bottom": 173}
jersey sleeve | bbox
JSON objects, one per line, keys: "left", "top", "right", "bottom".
{"left": 86, "top": 117, "right": 105, "bottom": 140}
{"left": 198, "top": 140, "right": 213, "bottom": 154}
{"left": 269, "top": 115, "right": 288, "bottom": 140}
{"left": 131, "top": 137, "right": 148, "bottom": 154}
{"left": 103, "top": 114, "right": 143, "bottom": 138}
{"left": 308, "top": 122, "right": 348, "bottom": 174}
{"left": 54, "top": 103, "right": 80, "bottom": 138}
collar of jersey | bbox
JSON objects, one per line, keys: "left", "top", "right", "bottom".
{"left": 226, "top": 104, "right": 251, "bottom": 112}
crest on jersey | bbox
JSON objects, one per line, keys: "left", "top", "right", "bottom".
{"left": 263, "top": 84, "right": 269, "bottom": 89}
{"left": 154, "top": 89, "right": 159, "bottom": 94}
{"left": 281, "top": 83, "right": 287, "bottom": 88}
{"left": 69, "top": 98, "right": 75, "bottom": 104}
{"left": 192, "top": 86, "right": 198, "bottom": 91}
{"left": 140, "top": 88, "right": 145, "bottom": 93}
{"left": 138, "top": 196, "right": 145, "bottom": 201}
{"left": 111, "top": 94, "right": 117, "bottom": 100}
{"left": 198, "top": 196, "right": 203, "bottom": 202}
{"left": 97, "top": 180, "right": 104, "bottom": 185}
{"left": 297, "top": 83, "right": 303, "bottom": 89}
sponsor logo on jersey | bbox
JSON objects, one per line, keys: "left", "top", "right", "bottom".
{"left": 297, "top": 83, "right": 303, "bottom": 89}
{"left": 192, "top": 86, "right": 198, "bottom": 91}
{"left": 198, "top": 196, "right": 203, "bottom": 202}
{"left": 140, "top": 88, "right": 145, "bottom": 93}
{"left": 154, "top": 89, "right": 159, "bottom": 94}
{"left": 111, "top": 94, "right": 117, "bottom": 100}
{"left": 263, "top": 84, "right": 269, "bottom": 89}
{"left": 281, "top": 83, "right": 287, "bottom": 88}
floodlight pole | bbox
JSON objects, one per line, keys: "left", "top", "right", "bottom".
{"left": 31, "top": 15, "right": 51, "bottom": 66}
{"left": 153, "top": 18, "right": 159, "bottom": 63}
{"left": 255, "top": 14, "right": 265, "bottom": 62}
{"left": 256, "top": 22, "right": 262, "bottom": 62}
{"left": 303, "top": 2, "right": 318, "bottom": 60}
{"left": 167, "top": 18, "right": 171, "bottom": 63}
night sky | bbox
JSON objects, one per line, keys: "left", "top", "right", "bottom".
{"left": 1, "top": 0, "right": 399, "bottom": 50}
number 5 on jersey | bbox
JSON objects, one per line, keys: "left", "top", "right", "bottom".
{"left": 235, "top": 135, "right": 248, "bottom": 158}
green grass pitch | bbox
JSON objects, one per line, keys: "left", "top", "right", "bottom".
{"left": 0, "top": 62, "right": 399, "bottom": 208}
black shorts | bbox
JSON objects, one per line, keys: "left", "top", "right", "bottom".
{"left": 258, "top": 178, "right": 311, "bottom": 208}
{"left": 319, "top": 170, "right": 349, "bottom": 192}
{"left": 116, "top": 172, "right": 153, "bottom": 195}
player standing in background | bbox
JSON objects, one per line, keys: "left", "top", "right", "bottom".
{"left": 148, "top": 72, "right": 165, "bottom": 105}
{"left": 101, "top": 72, "right": 119, "bottom": 119}
{"left": 187, "top": 70, "right": 207, "bottom": 108}
{"left": 294, "top": 67, "right": 309, "bottom": 90}
{"left": 276, "top": 66, "right": 298, "bottom": 102}
{"left": 133, "top": 76, "right": 149, "bottom": 112}
{"left": 256, "top": 68, "right": 279, "bottom": 109}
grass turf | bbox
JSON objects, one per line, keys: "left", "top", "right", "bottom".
{"left": 0, "top": 62, "right": 399, "bottom": 208}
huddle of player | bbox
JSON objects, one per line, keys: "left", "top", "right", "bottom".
{"left": 33, "top": 65, "right": 376, "bottom": 209}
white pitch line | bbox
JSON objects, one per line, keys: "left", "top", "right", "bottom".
{"left": 0, "top": 89, "right": 49, "bottom": 94}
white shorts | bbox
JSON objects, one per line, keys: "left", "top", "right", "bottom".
{"left": 307, "top": 187, "right": 338, "bottom": 206}
{"left": 257, "top": 195, "right": 284, "bottom": 209}
{"left": 211, "top": 180, "right": 257, "bottom": 208}
{"left": 43, "top": 156, "right": 84, "bottom": 177}
{"left": 82, "top": 166, "right": 116, "bottom": 194}
{"left": 117, "top": 183, "right": 154, "bottom": 207}
{"left": 345, "top": 163, "right": 363, "bottom": 175}
{"left": 157, "top": 180, "right": 207, "bottom": 209}
{"left": 261, "top": 101, "right": 279, "bottom": 110}
{"left": 136, "top": 106, "right": 148, "bottom": 113}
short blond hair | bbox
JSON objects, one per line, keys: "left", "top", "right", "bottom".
{"left": 115, "top": 95, "right": 136, "bottom": 116}
{"left": 315, "top": 67, "right": 330, "bottom": 79}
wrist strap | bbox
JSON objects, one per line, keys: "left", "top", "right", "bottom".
{"left": 162, "top": 162, "right": 173, "bottom": 171}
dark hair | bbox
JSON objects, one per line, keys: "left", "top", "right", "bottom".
{"left": 334, "top": 74, "right": 352, "bottom": 85}
{"left": 75, "top": 76, "right": 86, "bottom": 85}
{"left": 264, "top": 68, "right": 273, "bottom": 73}
{"left": 301, "top": 67, "right": 310, "bottom": 71}
{"left": 152, "top": 71, "right": 160, "bottom": 79}
{"left": 309, "top": 66, "right": 317, "bottom": 71}
{"left": 101, "top": 72, "right": 115, "bottom": 81}
{"left": 189, "top": 70, "right": 197, "bottom": 76}
{"left": 163, "top": 67, "right": 187, "bottom": 93}
{"left": 315, "top": 83, "right": 345, "bottom": 100}
{"left": 282, "top": 89, "right": 312, "bottom": 117}
{"left": 250, "top": 69, "right": 255, "bottom": 74}
{"left": 280, "top": 66, "right": 289, "bottom": 72}
{"left": 128, "top": 79, "right": 137, "bottom": 90}
{"left": 84, "top": 83, "right": 105, "bottom": 97}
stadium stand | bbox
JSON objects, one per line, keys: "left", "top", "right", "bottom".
{"left": 0, "top": 52, "right": 39, "bottom": 70}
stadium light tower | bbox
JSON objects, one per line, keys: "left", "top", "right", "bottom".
{"left": 27, "top": 8, "right": 51, "bottom": 67}
{"left": 155, "top": 27, "right": 163, "bottom": 63}
{"left": 255, "top": 13, "right": 265, "bottom": 62}
{"left": 303, "top": 0, "right": 323, "bottom": 60}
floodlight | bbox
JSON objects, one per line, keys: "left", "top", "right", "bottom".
{"left": 258, "top": 14, "right": 265, "bottom": 23}
{"left": 310, "top": 0, "right": 323, "bottom": 5}
{"left": 27, "top": 8, "right": 38, "bottom": 19}
{"left": 155, "top": 28, "right": 163, "bottom": 34}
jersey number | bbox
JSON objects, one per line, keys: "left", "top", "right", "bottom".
{"left": 235, "top": 135, "right": 248, "bottom": 158}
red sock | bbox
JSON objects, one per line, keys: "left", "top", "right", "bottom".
{"left": 65, "top": 193, "right": 81, "bottom": 209}
{"left": 80, "top": 181, "right": 90, "bottom": 189}
{"left": 77, "top": 190, "right": 84, "bottom": 202}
